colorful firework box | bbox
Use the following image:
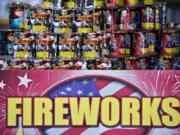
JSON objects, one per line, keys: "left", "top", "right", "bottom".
{"left": 58, "top": 33, "right": 80, "bottom": 59}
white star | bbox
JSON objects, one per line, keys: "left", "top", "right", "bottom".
{"left": 66, "top": 87, "right": 72, "bottom": 92}
{"left": 82, "top": 80, "right": 88, "bottom": 85}
{"left": 88, "top": 91, "right": 94, "bottom": 96}
{"left": 77, "top": 89, "right": 83, "bottom": 95}
{"left": 59, "top": 91, "right": 66, "bottom": 96}
{"left": 18, "top": 73, "right": 32, "bottom": 88}
{"left": 0, "top": 80, "right": 6, "bottom": 90}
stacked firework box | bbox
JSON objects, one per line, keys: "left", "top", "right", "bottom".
{"left": 0, "top": 0, "right": 179, "bottom": 70}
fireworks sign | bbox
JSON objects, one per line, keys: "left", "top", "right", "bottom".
{"left": 0, "top": 70, "right": 180, "bottom": 135}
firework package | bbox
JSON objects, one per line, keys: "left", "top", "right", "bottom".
{"left": 8, "top": 1, "right": 164, "bottom": 33}
{"left": 0, "top": 56, "right": 179, "bottom": 70}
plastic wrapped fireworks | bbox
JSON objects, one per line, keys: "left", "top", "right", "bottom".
{"left": 124, "top": 0, "right": 138, "bottom": 7}
{"left": 103, "top": 9, "right": 117, "bottom": 31}
{"left": 58, "top": 33, "right": 80, "bottom": 59}
{"left": 7, "top": 59, "right": 28, "bottom": 70}
{"left": 13, "top": 32, "right": 35, "bottom": 58}
{"left": 53, "top": 9, "right": 73, "bottom": 33}
{"left": 161, "top": 32, "right": 180, "bottom": 57}
{"left": 142, "top": 7, "right": 155, "bottom": 30}
{"left": 31, "top": 7, "right": 51, "bottom": 33}
{"left": 29, "top": 59, "right": 51, "bottom": 70}
{"left": 85, "top": 0, "right": 104, "bottom": 8}
{"left": 108, "top": 33, "right": 131, "bottom": 57}
{"left": 82, "top": 32, "right": 102, "bottom": 59}
{"left": 75, "top": 10, "right": 93, "bottom": 33}
{"left": 9, "top": 2, "right": 31, "bottom": 30}
{"left": 119, "top": 9, "right": 137, "bottom": 31}
{"left": 36, "top": 33, "right": 57, "bottom": 58}
{"left": 105, "top": 0, "right": 124, "bottom": 7}
{"left": 134, "top": 32, "right": 156, "bottom": 56}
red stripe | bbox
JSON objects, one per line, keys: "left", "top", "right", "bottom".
{"left": 114, "top": 86, "right": 135, "bottom": 97}
{"left": 95, "top": 79, "right": 113, "bottom": 91}
{"left": 101, "top": 128, "right": 147, "bottom": 135}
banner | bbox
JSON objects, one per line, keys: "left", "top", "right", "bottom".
{"left": 0, "top": 70, "right": 180, "bottom": 135}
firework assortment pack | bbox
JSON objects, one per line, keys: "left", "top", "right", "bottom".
{"left": 0, "top": 0, "right": 179, "bottom": 70}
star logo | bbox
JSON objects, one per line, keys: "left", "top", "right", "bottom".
{"left": 88, "top": 91, "right": 94, "bottom": 96}
{"left": 18, "top": 73, "right": 32, "bottom": 88}
{"left": 59, "top": 91, "right": 66, "bottom": 96}
{"left": 66, "top": 87, "right": 72, "bottom": 92}
{"left": 77, "top": 89, "right": 83, "bottom": 95}
{"left": 0, "top": 80, "right": 6, "bottom": 90}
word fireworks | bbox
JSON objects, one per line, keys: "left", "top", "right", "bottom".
{"left": 7, "top": 97, "right": 180, "bottom": 127}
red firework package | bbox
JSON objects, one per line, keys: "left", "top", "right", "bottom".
{"left": 161, "top": 32, "right": 180, "bottom": 56}
{"left": 103, "top": 9, "right": 117, "bottom": 31}
{"left": 36, "top": 33, "right": 57, "bottom": 58}
{"left": 75, "top": 10, "right": 93, "bottom": 33}
{"left": 14, "top": 32, "right": 35, "bottom": 58}
{"left": 105, "top": 0, "right": 124, "bottom": 7}
{"left": 7, "top": 59, "right": 28, "bottom": 70}
{"left": 134, "top": 32, "right": 156, "bottom": 56}
{"left": 119, "top": 9, "right": 137, "bottom": 31}
{"left": 58, "top": 33, "right": 80, "bottom": 59}
{"left": 53, "top": 9, "right": 73, "bottom": 34}
{"left": 82, "top": 32, "right": 103, "bottom": 59}
{"left": 29, "top": 59, "right": 51, "bottom": 70}
{"left": 109, "top": 33, "right": 131, "bottom": 57}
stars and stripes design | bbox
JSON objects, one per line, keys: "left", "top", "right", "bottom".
{"left": 42, "top": 77, "right": 147, "bottom": 135}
